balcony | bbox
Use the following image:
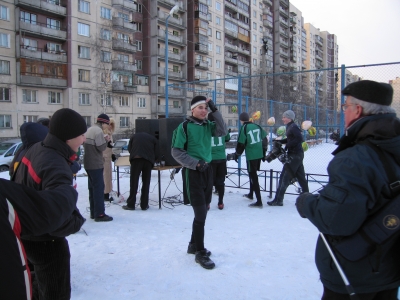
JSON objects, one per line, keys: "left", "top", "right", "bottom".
{"left": 290, "top": 16, "right": 297, "bottom": 24}
{"left": 279, "top": 28, "right": 289, "bottom": 38}
{"left": 263, "top": 7, "right": 273, "bottom": 17}
{"left": 112, "top": 81, "right": 137, "bottom": 93}
{"left": 224, "top": 27, "right": 238, "bottom": 39}
{"left": 112, "top": 38, "right": 137, "bottom": 53}
{"left": 112, "top": 0, "right": 138, "bottom": 11}
{"left": 19, "top": 46, "right": 67, "bottom": 63}
{"left": 157, "top": 67, "right": 184, "bottom": 80}
{"left": 262, "top": 0, "right": 273, "bottom": 6}
{"left": 158, "top": 11, "right": 185, "bottom": 29}
{"left": 225, "top": 1, "right": 238, "bottom": 11}
{"left": 225, "top": 69, "right": 238, "bottom": 77}
{"left": 112, "top": 60, "right": 137, "bottom": 72}
{"left": 279, "top": 7, "right": 289, "bottom": 17}
{"left": 112, "top": 17, "right": 136, "bottom": 32}
{"left": 158, "top": 0, "right": 185, "bottom": 11}
{"left": 158, "top": 29, "right": 185, "bottom": 45}
{"left": 195, "top": 43, "right": 208, "bottom": 54}
{"left": 225, "top": 56, "right": 238, "bottom": 65}
{"left": 237, "top": 47, "right": 250, "bottom": 56}
{"left": 238, "top": 7, "right": 249, "bottom": 18}
{"left": 195, "top": 60, "right": 209, "bottom": 70}
{"left": 315, "top": 35, "right": 323, "bottom": 46}
{"left": 15, "top": 0, "right": 66, "bottom": 17}
{"left": 158, "top": 104, "right": 183, "bottom": 114}
{"left": 263, "top": 19, "right": 273, "bottom": 29}
{"left": 18, "top": 20, "right": 67, "bottom": 41}
{"left": 18, "top": 72, "right": 67, "bottom": 88}
{"left": 158, "top": 48, "right": 185, "bottom": 62}
{"left": 225, "top": 43, "right": 237, "bottom": 52}
{"left": 158, "top": 86, "right": 185, "bottom": 97}
{"left": 194, "top": 76, "right": 209, "bottom": 85}
{"left": 280, "top": 0, "right": 289, "bottom": 7}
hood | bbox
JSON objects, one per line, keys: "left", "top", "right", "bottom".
{"left": 187, "top": 116, "right": 207, "bottom": 125}
{"left": 20, "top": 122, "right": 49, "bottom": 148}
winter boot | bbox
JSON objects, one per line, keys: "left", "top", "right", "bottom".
{"left": 243, "top": 193, "right": 253, "bottom": 200}
{"left": 267, "top": 199, "right": 283, "bottom": 206}
{"left": 195, "top": 250, "right": 215, "bottom": 270}
{"left": 218, "top": 203, "right": 224, "bottom": 210}
{"left": 187, "top": 243, "right": 211, "bottom": 256}
{"left": 248, "top": 201, "right": 263, "bottom": 208}
{"left": 94, "top": 214, "right": 113, "bottom": 222}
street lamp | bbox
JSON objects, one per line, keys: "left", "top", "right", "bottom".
{"left": 165, "top": 4, "right": 179, "bottom": 118}
{"left": 315, "top": 71, "right": 323, "bottom": 139}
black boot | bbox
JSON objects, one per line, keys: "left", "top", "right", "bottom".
{"left": 195, "top": 250, "right": 215, "bottom": 269}
{"left": 267, "top": 199, "right": 283, "bottom": 206}
{"left": 187, "top": 242, "right": 211, "bottom": 256}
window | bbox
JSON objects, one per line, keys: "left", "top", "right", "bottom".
{"left": 253, "top": 58, "right": 257, "bottom": 66}
{"left": 48, "top": 91, "right": 62, "bottom": 104}
{"left": 47, "top": 18, "right": 60, "bottom": 30}
{"left": 206, "top": 57, "right": 212, "bottom": 67}
{"left": 0, "top": 88, "right": 10, "bottom": 101}
{"left": 215, "top": 1, "right": 221, "bottom": 11}
{"left": 117, "top": 32, "right": 129, "bottom": 42}
{"left": 136, "top": 41, "right": 142, "bottom": 51}
{"left": 207, "top": 13, "right": 212, "bottom": 22}
{"left": 134, "top": 22, "right": 142, "bottom": 32}
{"left": 216, "top": 31, "right": 221, "bottom": 40}
{"left": 173, "top": 101, "right": 179, "bottom": 108}
{"left": 23, "top": 115, "right": 38, "bottom": 123}
{"left": 78, "top": 69, "right": 90, "bottom": 82}
{"left": 118, "top": 12, "right": 129, "bottom": 21}
{"left": 120, "top": 117, "right": 130, "bottom": 127}
{"left": 101, "top": 29, "right": 111, "bottom": 40}
{"left": 253, "top": 46, "right": 257, "bottom": 54}
{"left": 137, "top": 97, "right": 146, "bottom": 108}
{"left": 79, "top": 92, "right": 90, "bottom": 105}
{"left": 82, "top": 116, "right": 91, "bottom": 127}
{"left": 119, "top": 96, "right": 129, "bottom": 106}
{"left": 0, "top": 5, "right": 9, "bottom": 20}
{"left": 78, "top": 0, "right": 89, "bottom": 13}
{"left": 22, "top": 90, "right": 37, "bottom": 103}
{"left": 216, "top": 60, "right": 221, "bottom": 69}
{"left": 0, "top": 115, "right": 11, "bottom": 128}
{"left": 21, "top": 12, "right": 36, "bottom": 24}
{"left": 208, "top": 43, "right": 212, "bottom": 52}
{"left": 101, "top": 7, "right": 111, "bottom": 19}
{"left": 0, "top": 60, "right": 10, "bottom": 74}
{"left": 78, "top": 46, "right": 90, "bottom": 59}
{"left": 22, "top": 38, "right": 38, "bottom": 51}
{"left": 216, "top": 45, "right": 221, "bottom": 54}
{"left": 207, "top": 27, "right": 212, "bottom": 36}
{"left": 207, "top": 0, "right": 212, "bottom": 5}
{"left": 0, "top": 33, "right": 10, "bottom": 48}
{"left": 136, "top": 60, "right": 142, "bottom": 70}
{"left": 253, "top": 22, "right": 256, "bottom": 29}
{"left": 78, "top": 23, "right": 90, "bottom": 36}
{"left": 137, "top": 75, "right": 148, "bottom": 85}
{"left": 253, "top": 34, "right": 257, "bottom": 42}
{"left": 216, "top": 16, "right": 221, "bottom": 25}
{"left": 100, "top": 94, "right": 112, "bottom": 106}
{"left": 101, "top": 51, "right": 111, "bottom": 62}
{"left": 253, "top": 0, "right": 256, "bottom": 4}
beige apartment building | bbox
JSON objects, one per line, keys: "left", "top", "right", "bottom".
{"left": 0, "top": 0, "right": 338, "bottom": 139}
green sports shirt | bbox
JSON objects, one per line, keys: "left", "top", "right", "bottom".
{"left": 237, "top": 122, "right": 267, "bottom": 160}
{"left": 211, "top": 132, "right": 230, "bottom": 160}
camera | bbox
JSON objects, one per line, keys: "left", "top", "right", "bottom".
{"left": 226, "top": 153, "right": 238, "bottom": 162}
{"left": 265, "top": 140, "right": 289, "bottom": 163}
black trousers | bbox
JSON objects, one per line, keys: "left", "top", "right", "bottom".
{"left": 322, "top": 286, "right": 398, "bottom": 300}
{"left": 126, "top": 158, "right": 153, "bottom": 209}
{"left": 246, "top": 159, "right": 262, "bottom": 202}
{"left": 211, "top": 161, "right": 227, "bottom": 203}
{"left": 22, "top": 238, "right": 71, "bottom": 300}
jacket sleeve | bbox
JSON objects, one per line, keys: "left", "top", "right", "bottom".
{"left": 300, "top": 149, "right": 386, "bottom": 236}
{"left": 209, "top": 111, "right": 227, "bottom": 137}
{"left": 285, "top": 124, "right": 303, "bottom": 150}
{"left": 49, "top": 208, "right": 85, "bottom": 237}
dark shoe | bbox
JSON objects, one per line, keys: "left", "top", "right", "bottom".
{"left": 248, "top": 202, "right": 263, "bottom": 208}
{"left": 195, "top": 250, "right": 215, "bottom": 269}
{"left": 243, "top": 193, "right": 253, "bottom": 200}
{"left": 218, "top": 203, "right": 224, "bottom": 210}
{"left": 141, "top": 205, "right": 149, "bottom": 211}
{"left": 187, "top": 243, "right": 211, "bottom": 256}
{"left": 267, "top": 200, "right": 283, "bottom": 206}
{"left": 90, "top": 215, "right": 94, "bottom": 219}
{"left": 94, "top": 214, "right": 113, "bottom": 222}
{"left": 122, "top": 205, "right": 135, "bottom": 210}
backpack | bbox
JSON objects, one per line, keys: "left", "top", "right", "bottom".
{"left": 333, "top": 140, "right": 400, "bottom": 262}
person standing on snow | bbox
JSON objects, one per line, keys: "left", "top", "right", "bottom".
{"left": 296, "top": 80, "right": 400, "bottom": 299}
{"left": 171, "top": 95, "right": 226, "bottom": 270}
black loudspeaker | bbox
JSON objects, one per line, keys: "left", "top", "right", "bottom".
{"left": 135, "top": 119, "right": 160, "bottom": 159}
{"left": 159, "top": 118, "right": 184, "bottom": 166}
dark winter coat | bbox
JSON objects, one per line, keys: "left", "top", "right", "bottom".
{"left": 280, "top": 121, "right": 303, "bottom": 155}
{"left": 13, "top": 133, "right": 85, "bottom": 241}
{"left": 0, "top": 179, "right": 78, "bottom": 300}
{"left": 128, "top": 132, "right": 159, "bottom": 165}
{"left": 300, "top": 113, "right": 400, "bottom": 294}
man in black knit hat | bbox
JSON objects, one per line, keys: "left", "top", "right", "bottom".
{"left": 84, "top": 113, "right": 113, "bottom": 222}
{"left": 13, "top": 108, "right": 87, "bottom": 300}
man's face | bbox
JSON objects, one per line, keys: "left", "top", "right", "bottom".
{"left": 282, "top": 116, "right": 291, "bottom": 125}
{"left": 192, "top": 104, "right": 208, "bottom": 120}
{"left": 343, "top": 96, "right": 362, "bottom": 128}
{"left": 66, "top": 134, "right": 86, "bottom": 152}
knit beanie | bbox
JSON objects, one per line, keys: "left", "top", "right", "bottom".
{"left": 341, "top": 80, "right": 393, "bottom": 106}
{"left": 239, "top": 112, "right": 249, "bottom": 122}
{"left": 191, "top": 95, "right": 207, "bottom": 110}
{"left": 97, "top": 113, "right": 110, "bottom": 124}
{"left": 283, "top": 110, "right": 295, "bottom": 120}
{"left": 49, "top": 108, "right": 87, "bottom": 141}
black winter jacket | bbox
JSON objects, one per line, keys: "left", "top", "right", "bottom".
{"left": 300, "top": 113, "right": 400, "bottom": 294}
{"left": 280, "top": 121, "right": 303, "bottom": 155}
{"left": 128, "top": 132, "right": 159, "bottom": 165}
{"left": 13, "top": 133, "right": 85, "bottom": 241}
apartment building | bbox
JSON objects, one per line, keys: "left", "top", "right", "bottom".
{"left": 0, "top": 0, "right": 339, "bottom": 139}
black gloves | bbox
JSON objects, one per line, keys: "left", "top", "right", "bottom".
{"left": 196, "top": 160, "right": 209, "bottom": 172}
{"left": 207, "top": 100, "right": 217, "bottom": 112}
{"left": 107, "top": 141, "right": 113, "bottom": 148}
{"left": 111, "top": 154, "right": 117, "bottom": 162}
{"left": 227, "top": 152, "right": 239, "bottom": 162}
{"left": 295, "top": 192, "right": 312, "bottom": 218}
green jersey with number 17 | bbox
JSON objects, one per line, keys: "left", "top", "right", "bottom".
{"left": 238, "top": 123, "right": 266, "bottom": 160}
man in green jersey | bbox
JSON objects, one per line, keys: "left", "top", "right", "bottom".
{"left": 171, "top": 95, "right": 226, "bottom": 270}
{"left": 208, "top": 113, "right": 230, "bottom": 210}
{"left": 228, "top": 112, "right": 268, "bottom": 208}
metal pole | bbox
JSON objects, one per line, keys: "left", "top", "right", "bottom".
{"left": 316, "top": 75, "right": 319, "bottom": 140}
{"left": 165, "top": 15, "right": 170, "bottom": 118}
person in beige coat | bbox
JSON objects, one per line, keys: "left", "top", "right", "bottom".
{"left": 103, "top": 118, "right": 115, "bottom": 201}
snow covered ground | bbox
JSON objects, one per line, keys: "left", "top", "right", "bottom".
{"left": 2, "top": 143, "right": 339, "bottom": 299}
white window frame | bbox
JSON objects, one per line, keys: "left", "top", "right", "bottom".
{"left": 82, "top": 116, "right": 91, "bottom": 127}
{"left": 79, "top": 92, "right": 90, "bottom": 105}
{"left": 101, "top": 28, "right": 111, "bottom": 40}
{"left": 136, "top": 60, "right": 142, "bottom": 70}
{"left": 101, "top": 51, "right": 111, "bottom": 62}
{"left": 119, "top": 96, "right": 129, "bottom": 107}
{"left": 78, "top": 0, "right": 90, "bottom": 13}
{"left": 47, "top": 18, "right": 60, "bottom": 30}
{"left": 137, "top": 97, "right": 146, "bottom": 108}
{"left": 78, "top": 69, "right": 90, "bottom": 82}
{"left": 0, "top": 5, "right": 9, "bottom": 21}
{"left": 216, "top": 60, "right": 221, "bottom": 69}
{"left": 216, "top": 16, "right": 221, "bottom": 25}
{"left": 0, "top": 87, "right": 10, "bottom": 101}
{"left": 100, "top": 94, "right": 112, "bottom": 106}
{"left": 136, "top": 40, "right": 142, "bottom": 51}
{"left": 23, "top": 115, "right": 38, "bottom": 123}
{"left": 215, "top": 1, "right": 221, "bottom": 11}
{"left": 100, "top": 7, "right": 111, "bottom": 19}
{"left": 0, "top": 33, "right": 10, "bottom": 48}
{"left": 216, "top": 31, "right": 221, "bottom": 40}
{"left": 120, "top": 116, "right": 130, "bottom": 127}
{"left": 0, "top": 115, "right": 11, "bottom": 128}
{"left": 0, "top": 60, "right": 10, "bottom": 74}
{"left": 78, "top": 45, "right": 90, "bottom": 59}
{"left": 78, "top": 23, "right": 90, "bottom": 37}
{"left": 22, "top": 89, "right": 37, "bottom": 103}
{"left": 48, "top": 91, "right": 62, "bottom": 104}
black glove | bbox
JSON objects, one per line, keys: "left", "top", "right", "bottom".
{"left": 111, "top": 154, "right": 117, "bottom": 162}
{"left": 227, "top": 152, "right": 239, "bottom": 162}
{"left": 295, "top": 192, "right": 312, "bottom": 218}
{"left": 107, "top": 141, "right": 113, "bottom": 148}
{"left": 70, "top": 161, "right": 81, "bottom": 174}
{"left": 196, "top": 160, "right": 209, "bottom": 172}
{"left": 207, "top": 100, "right": 217, "bottom": 112}
{"left": 262, "top": 150, "right": 267, "bottom": 162}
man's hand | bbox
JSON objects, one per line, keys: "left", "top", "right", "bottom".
{"left": 196, "top": 160, "right": 209, "bottom": 172}
{"left": 227, "top": 153, "right": 239, "bottom": 162}
{"left": 206, "top": 98, "right": 217, "bottom": 112}
{"left": 295, "top": 192, "right": 312, "bottom": 218}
